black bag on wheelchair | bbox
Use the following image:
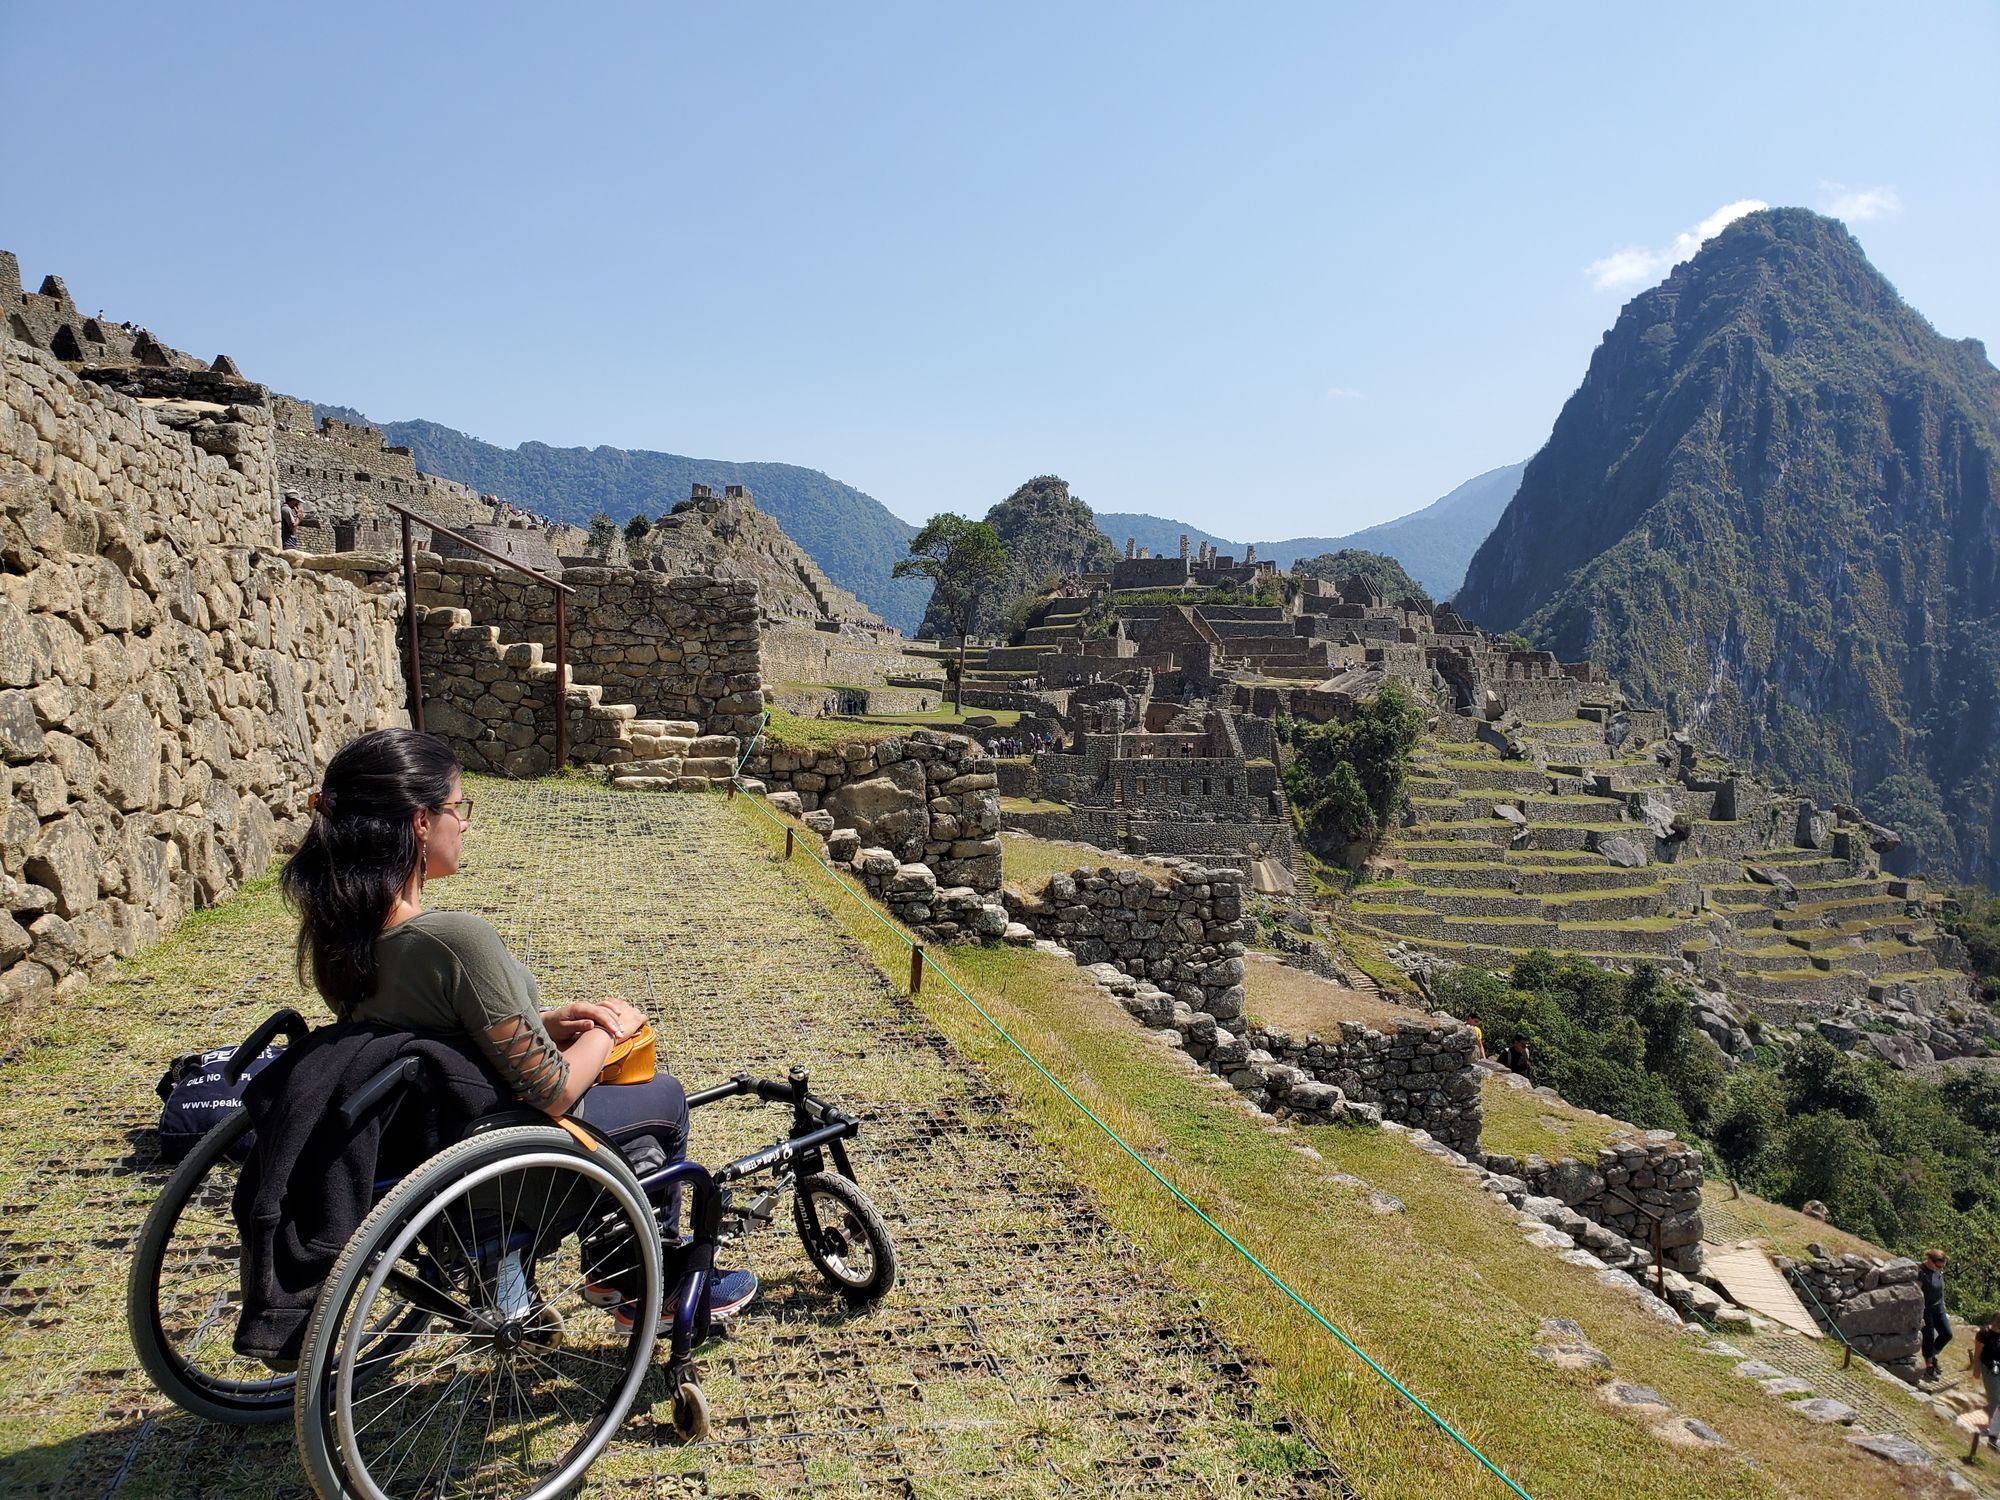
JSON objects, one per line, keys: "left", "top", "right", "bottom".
{"left": 154, "top": 1042, "right": 283, "bottom": 1162}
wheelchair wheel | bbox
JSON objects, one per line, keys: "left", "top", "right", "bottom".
{"left": 793, "top": 1172, "right": 897, "bottom": 1304}
{"left": 127, "top": 1109, "right": 294, "bottom": 1424}
{"left": 668, "top": 1379, "right": 710, "bottom": 1442}
{"left": 295, "top": 1124, "right": 661, "bottom": 1500}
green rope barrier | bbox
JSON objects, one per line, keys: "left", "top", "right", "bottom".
{"left": 728, "top": 771, "right": 1537, "bottom": 1499}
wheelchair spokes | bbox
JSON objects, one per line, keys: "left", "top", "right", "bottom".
{"left": 299, "top": 1130, "right": 661, "bottom": 1500}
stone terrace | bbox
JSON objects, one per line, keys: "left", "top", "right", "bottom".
{"left": 0, "top": 780, "right": 1332, "bottom": 1499}
{"left": 1344, "top": 712, "right": 1989, "bottom": 1062}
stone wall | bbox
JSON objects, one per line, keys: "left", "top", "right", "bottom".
{"left": 414, "top": 556, "right": 764, "bottom": 738}
{"left": 1784, "top": 1252, "right": 1923, "bottom": 1382}
{"left": 1003, "top": 862, "right": 1249, "bottom": 1021}
{"left": 744, "top": 731, "right": 1001, "bottom": 892}
{"left": 1485, "top": 1134, "right": 1706, "bottom": 1275}
{"left": 2, "top": 340, "right": 408, "bottom": 1015}
{"left": 1240, "top": 1018, "right": 1482, "bottom": 1153}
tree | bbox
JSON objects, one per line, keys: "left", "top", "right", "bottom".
{"left": 893, "top": 514, "right": 1009, "bottom": 712}
{"left": 623, "top": 513, "right": 652, "bottom": 542}
{"left": 1278, "top": 681, "right": 1424, "bottom": 846}
{"left": 587, "top": 511, "right": 618, "bottom": 559}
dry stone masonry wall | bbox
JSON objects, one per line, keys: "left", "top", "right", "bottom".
{"left": 413, "top": 557, "right": 764, "bottom": 740}
{"left": 1784, "top": 1252, "right": 1924, "bottom": 1382}
{"left": 1240, "top": 1018, "right": 1482, "bottom": 1153}
{"left": 1, "top": 340, "right": 407, "bottom": 1016}
{"left": 1484, "top": 1134, "right": 1707, "bottom": 1276}
{"left": 748, "top": 731, "right": 1002, "bottom": 894}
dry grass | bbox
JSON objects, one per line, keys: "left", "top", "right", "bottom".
{"left": 998, "top": 831, "right": 1162, "bottom": 894}
{"left": 0, "top": 779, "right": 1325, "bottom": 1499}
{"left": 1241, "top": 956, "right": 1423, "bottom": 1034}
{"left": 1477, "top": 1073, "right": 1628, "bottom": 1161}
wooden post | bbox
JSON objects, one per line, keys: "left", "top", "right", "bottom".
{"left": 727, "top": 779, "right": 737, "bottom": 800}
{"left": 1652, "top": 1218, "right": 1665, "bottom": 1299}
{"left": 401, "top": 513, "right": 424, "bottom": 733}
{"left": 1842, "top": 1344, "right": 1854, "bottom": 1369}
{"left": 909, "top": 945, "right": 925, "bottom": 996}
{"left": 784, "top": 827, "right": 795, "bottom": 860}
{"left": 554, "top": 590, "right": 568, "bottom": 771}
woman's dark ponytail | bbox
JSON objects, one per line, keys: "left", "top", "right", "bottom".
{"left": 281, "top": 728, "right": 460, "bottom": 1015}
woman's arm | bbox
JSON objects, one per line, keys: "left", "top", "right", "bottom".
{"left": 542, "top": 1024, "right": 617, "bottom": 1116}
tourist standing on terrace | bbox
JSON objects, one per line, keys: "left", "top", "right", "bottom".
{"left": 1975, "top": 1311, "right": 2000, "bottom": 1453}
{"left": 1920, "top": 1249, "right": 1952, "bottom": 1381}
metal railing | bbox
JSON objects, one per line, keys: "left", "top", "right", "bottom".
{"left": 386, "top": 500, "right": 577, "bottom": 770}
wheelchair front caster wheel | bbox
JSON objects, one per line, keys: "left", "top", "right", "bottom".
{"left": 669, "top": 1380, "right": 710, "bottom": 1442}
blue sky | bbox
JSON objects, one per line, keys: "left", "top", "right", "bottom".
{"left": 4, "top": 3, "right": 1995, "bottom": 537}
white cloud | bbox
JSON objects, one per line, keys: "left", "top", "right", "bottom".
{"left": 1585, "top": 198, "right": 1768, "bottom": 292}
{"left": 1324, "top": 385, "right": 1362, "bottom": 401}
{"left": 1821, "top": 183, "right": 1902, "bottom": 222}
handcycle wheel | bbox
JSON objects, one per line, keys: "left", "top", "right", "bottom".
{"left": 295, "top": 1124, "right": 661, "bottom": 1500}
{"left": 127, "top": 1108, "right": 294, "bottom": 1424}
{"left": 792, "top": 1171, "right": 897, "bottom": 1304}
{"left": 668, "top": 1379, "right": 710, "bottom": 1442}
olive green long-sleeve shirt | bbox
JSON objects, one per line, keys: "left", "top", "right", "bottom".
{"left": 353, "top": 910, "right": 569, "bottom": 1108}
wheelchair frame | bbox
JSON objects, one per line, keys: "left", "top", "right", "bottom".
{"left": 129, "top": 1007, "right": 899, "bottom": 1497}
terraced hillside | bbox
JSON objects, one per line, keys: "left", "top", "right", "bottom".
{"left": 1344, "top": 710, "right": 1990, "bottom": 1060}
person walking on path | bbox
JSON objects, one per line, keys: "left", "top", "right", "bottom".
{"left": 1921, "top": 1249, "right": 1953, "bottom": 1381}
{"left": 1975, "top": 1311, "right": 2000, "bottom": 1455}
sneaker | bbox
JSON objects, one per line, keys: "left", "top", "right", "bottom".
{"left": 614, "top": 1268, "right": 760, "bottom": 1334}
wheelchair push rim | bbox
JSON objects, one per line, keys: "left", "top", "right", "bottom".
{"left": 297, "top": 1129, "right": 661, "bottom": 1500}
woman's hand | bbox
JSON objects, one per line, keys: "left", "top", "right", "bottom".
{"left": 541, "top": 999, "right": 645, "bottom": 1043}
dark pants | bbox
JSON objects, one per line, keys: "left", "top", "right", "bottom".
{"left": 1923, "top": 1304, "right": 1953, "bottom": 1365}
{"left": 574, "top": 1072, "right": 690, "bottom": 1232}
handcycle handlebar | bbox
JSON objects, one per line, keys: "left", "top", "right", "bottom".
{"left": 224, "top": 1007, "right": 310, "bottom": 1085}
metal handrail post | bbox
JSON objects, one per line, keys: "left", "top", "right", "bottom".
{"left": 401, "top": 512, "right": 424, "bottom": 732}
{"left": 554, "top": 589, "right": 568, "bottom": 771}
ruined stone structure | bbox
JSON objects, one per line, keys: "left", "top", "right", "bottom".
{"left": 267, "top": 397, "right": 583, "bottom": 565}
{"left": 1, "top": 337, "right": 408, "bottom": 1015}
{"left": 746, "top": 731, "right": 1002, "bottom": 894}
{"left": 1782, "top": 1251, "right": 1925, "bottom": 1383}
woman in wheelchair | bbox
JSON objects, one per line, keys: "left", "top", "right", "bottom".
{"left": 282, "top": 726, "right": 757, "bottom": 1327}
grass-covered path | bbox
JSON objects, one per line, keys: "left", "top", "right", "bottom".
{"left": 0, "top": 778, "right": 1331, "bottom": 1499}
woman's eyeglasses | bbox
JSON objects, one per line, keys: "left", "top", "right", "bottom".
{"left": 437, "top": 798, "right": 474, "bottom": 824}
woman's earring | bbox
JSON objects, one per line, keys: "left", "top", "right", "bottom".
{"left": 419, "top": 831, "right": 430, "bottom": 889}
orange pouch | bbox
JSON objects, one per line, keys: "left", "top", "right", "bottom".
{"left": 596, "top": 1021, "right": 657, "bottom": 1085}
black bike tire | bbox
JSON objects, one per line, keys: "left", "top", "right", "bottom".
{"left": 792, "top": 1171, "right": 898, "bottom": 1303}
{"left": 127, "top": 1108, "right": 294, "bottom": 1425}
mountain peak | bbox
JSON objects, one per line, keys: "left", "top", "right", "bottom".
{"left": 1457, "top": 201, "right": 2000, "bottom": 877}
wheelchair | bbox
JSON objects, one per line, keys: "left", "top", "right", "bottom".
{"left": 127, "top": 1008, "right": 899, "bottom": 1500}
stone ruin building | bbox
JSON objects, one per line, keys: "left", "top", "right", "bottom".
{"left": 974, "top": 531, "right": 1994, "bottom": 1070}
{"left": 1, "top": 255, "right": 1012, "bottom": 1019}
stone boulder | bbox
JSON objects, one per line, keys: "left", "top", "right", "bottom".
{"left": 1594, "top": 832, "right": 1649, "bottom": 869}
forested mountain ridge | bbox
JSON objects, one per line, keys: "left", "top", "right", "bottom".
{"left": 1455, "top": 208, "right": 2000, "bottom": 881}
{"left": 1096, "top": 459, "right": 1524, "bottom": 599}
{"left": 922, "top": 475, "right": 1120, "bottom": 640}
{"left": 309, "top": 407, "right": 933, "bottom": 633}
